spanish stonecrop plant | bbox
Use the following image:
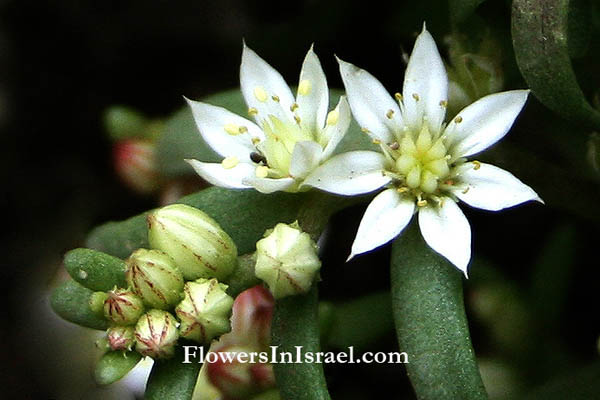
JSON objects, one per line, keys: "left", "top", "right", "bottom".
{"left": 50, "top": 1, "right": 600, "bottom": 399}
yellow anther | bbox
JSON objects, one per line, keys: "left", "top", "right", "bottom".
{"left": 294, "top": 115, "right": 301, "bottom": 124}
{"left": 361, "top": 127, "right": 370, "bottom": 134}
{"left": 298, "top": 79, "right": 312, "bottom": 96}
{"left": 271, "top": 95, "right": 280, "bottom": 102}
{"left": 439, "top": 100, "right": 448, "bottom": 107}
{"left": 397, "top": 186, "right": 410, "bottom": 193}
{"left": 372, "top": 139, "right": 382, "bottom": 145}
{"left": 251, "top": 137, "right": 261, "bottom": 145}
{"left": 224, "top": 123, "right": 240, "bottom": 135}
{"left": 394, "top": 92, "right": 403, "bottom": 101}
{"left": 248, "top": 107, "right": 258, "bottom": 116}
{"left": 472, "top": 160, "right": 481, "bottom": 170}
{"left": 326, "top": 109, "right": 339, "bottom": 125}
{"left": 454, "top": 115, "right": 463, "bottom": 123}
{"left": 221, "top": 156, "right": 239, "bottom": 169}
{"left": 290, "top": 103, "right": 299, "bottom": 112}
{"left": 254, "top": 86, "right": 268, "bottom": 102}
{"left": 412, "top": 93, "right": 420, "bottom": 101}
{"left": 255, "top": 165, "right": 269, "bottom": 178}
{"left": 462, "top": 187, "right": 470, "bottom": 194}
{"left": 417, "top": 199, "right": 428, "bottom": 207}
{"left": 386, "top": 109, "right": 395, "bottom": 119}
{"left": 238, "top": 126, "right": 248, "bottom": 134}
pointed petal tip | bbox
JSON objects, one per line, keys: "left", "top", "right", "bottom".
{"left": 421, "top": 21, "right": 427, "bottom": 32}
{"left": 346, "top": 253, "right": 355, "bottom": 263}
{"left": 535, "top": 196, "right": 545, "bottom": 205}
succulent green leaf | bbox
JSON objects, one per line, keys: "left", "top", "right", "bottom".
{"left": 271, "top": 285, "right": 331, "bottom": 400}
{"left": 64, "top": 248, "right": 127, "bottom": 291}
{"left": 511, "top": 0, "right": 600, "bottom": 129}
{"left": 50, "top": 279, "right": 109, "bottom": 330}
{"left": 390, "top": 224, "right": 487, "bottom": 399}
{"left": 145, "top": 345, "right": 204, "bottom": 400}
{"left": 94, "top": 351, "right": 142, "bottom": 385}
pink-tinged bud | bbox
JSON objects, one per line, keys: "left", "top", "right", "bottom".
{"left": 230, "top": 285, "right": 274, "bottom": 348}
{"left": 113, "top": 139, "right": 160, "bottom": 194}
{"left": 134, "top": 309, "right": 179, "bottom": 359}
{"left": 103, "top": 288, "right": 145, "bottom": 326}
{"left": 106, "top": 326, "right": 135, "bottom": 351}
{"left": 205, "top": 343, "right": 275, "bottom": 400}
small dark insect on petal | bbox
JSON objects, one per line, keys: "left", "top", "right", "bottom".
{"left": 250, "top": 152, "right": 267, "bottom": 164}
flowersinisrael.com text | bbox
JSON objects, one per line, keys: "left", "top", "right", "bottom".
{"left": 182, "top": 346, "right": 408, "bottom": 364}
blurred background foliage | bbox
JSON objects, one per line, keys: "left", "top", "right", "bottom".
{"left": 1, "top": 0, "right": 600, "bottom": 398}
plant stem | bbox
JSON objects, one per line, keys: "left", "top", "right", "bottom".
{"left": 390, "top": 224, "right": 487, "bottom": 399}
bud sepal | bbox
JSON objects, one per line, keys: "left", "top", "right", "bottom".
{"left": 103, "top": 288, "right": 145, "bottom": 326}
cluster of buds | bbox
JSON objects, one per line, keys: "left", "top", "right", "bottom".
{"left": 90, "top": 203, "right": 238, "bottom": 360}
{"left": 88, "top": 206, "right": 322, "bottom": 368}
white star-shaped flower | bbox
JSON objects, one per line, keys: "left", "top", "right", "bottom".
{"left": 185, "top": 44, "right": 351, "bottom": 194}
{"left": 304, "top": 25, "right": 543, "bottom": 276}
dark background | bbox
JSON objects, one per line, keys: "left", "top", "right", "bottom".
{"left": 1, "top": 0, "right": 599, "bottom": 398}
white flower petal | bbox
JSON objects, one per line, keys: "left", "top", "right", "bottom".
{"left": 289, "top": 140, "right": 323, "bottom": 179}
{"left": 338, "top": 58, "right": 402, "bottom": 143}
{"left": 320, "top": 96, "right": 352, "bottom": 161}
{"left": 402, "top": 25, "right": 448, "bottom": 133}
{"left": 185, "top": 98, "right": 263, "bottom": 160}
{"left": 348, "top": 189, "right": 415, "bottom": 260}
{"left": 452, "top": 162, "right": 543, "bottom": 211}
{"left": 243, "top": 176, "right": 296, "bottom": 194}
{"left": 240, "top": 44, "right": 295, "bottom": 124}
{"left": 418, "top": 199, "right": 471, "bottom": 276}
{"left": 445, "top": 90, "right": 529, "bottom": 158}
{"left": 296, "top": 46, "right": 329, "bottom": 133}
{"left": 186, "top": 159, "right": 254, "bottom": 189}
{"left": 303, "top": 151, "right": 391, "bottom": 195}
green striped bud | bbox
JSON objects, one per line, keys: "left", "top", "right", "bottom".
{"left": 147, "top": 204, "right": 238, "bottom": 281}
{"left": 134, "top": 310, "right": 179, "bottom": 359}
{"left": 175, "top": 278, "right": 234, "bottom": 344}
{"left": 255, "top": 222, "right": 321, "bottom": 299}
{"left": 126, "top": 249, "right": 184, "bottom": 310}
{"left": 103, "top": 288, "right": 145, "bottom": 326}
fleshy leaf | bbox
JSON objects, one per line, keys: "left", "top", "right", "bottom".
{"left": 95, "top": 351, "right": 142, "bottom": 386}
{"left": 64, "top": 248, "right": 127, "bottom": 291}
{"left": 145, "top": 345, "right": 204, "bottom": 400}
{"left": 390, "top": 224, "right": 486, "bottom": 398}
{"left": 50, "top": 279, "right": 108, "bottom": 330}
{"left": 511, "top": 0, "right": 600, "bottom": 129}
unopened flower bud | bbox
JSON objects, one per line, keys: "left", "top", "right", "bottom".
{"left": 113, "top": 139, "right": 160, "bottom": 194}
{"left": 126, "top": 249, "right": 184, "bottom": 310}
{"left": 107, "top": 326, "right": 135, "bottom": 351}
{"left": 206, "top": 343, "right": 275, "bottom": 399}
{"left": 230, "top": 285, "right": 274, "bottom": 348}
{"left": 134, "top": 310, "right": 179, "bottom": 359}
{"left": 255, "top": 222, "right": 321, "bottom": 299}
{"left": 147, "top": 204, "right": 238, "bottom": 280}
{"left": 90, "top": 291, "right": 108, "bottom": 315}
{"left": 175, "top": 278, "right": 234, "bottom": 344}
{"left": 104, "top": 288, "right": 145, "bottom": 326}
